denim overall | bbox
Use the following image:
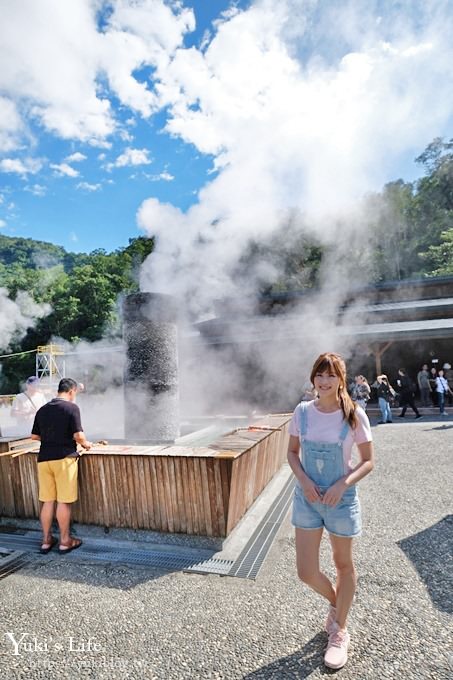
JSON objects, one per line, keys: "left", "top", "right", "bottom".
{"left": 291, "top": 402, "right": 361, "bottom": 537}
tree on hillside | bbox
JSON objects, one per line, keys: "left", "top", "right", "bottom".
{"left": 0, "top": 236, "right": 155, "bottom": 390}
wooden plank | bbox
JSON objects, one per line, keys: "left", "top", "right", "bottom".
{"left": 102, "top": 455, "right": 116, "bottom": 529}
{"left": 148, "top": 456, "right": 162, "bottom": 531}
{"left": 219, "top": 459, "right": 231, "bottom": 524}
{"left": 161, "top": 456, "right": 175, "bottom": 533}
{"left": 130, "top": 457, "right": 145, "bottom": 529}
{"left": 205, "top": 459, "right": 219, "bottom": 536}
{"left": 208, "top": 460, "right": 226, "bottom": 536}
{"left": 96, "top": 457, "right": 109, "bottom": 527}
{"left": 154, "top": 456, "right": 168, "bottom": 532}
{"left": 116, "top": 454, "right": 130, "bottom": 527}
{"left": 173, "top": 457, "right": 186, "bottom": 534}
{"left": 126, "top": 456, "right": 140, "bottom": 529}
{"left": 199, "top": 458, "right": 213, "bottom": 536}
{"left": 88, "top": 455, "right": 103, "bottom": 526}
{"left": 180, "top": 457, "right": 193, "bottom": 535}
{"left": 187, "top": 458, "right": 201, "bottom": 535}
{"left": 82, "top": 454, "right": 97, "bottom": 524}
{"left": 11, "top": 456, "right": 25, "bottom": 517}
{"left": 137, "top": 456, "right": 151, "bottom": 529}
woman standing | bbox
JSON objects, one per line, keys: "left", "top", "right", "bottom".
{"left": 435, "top": 369, "right": 452, "bottom": 416}
{"left": 350, "top": 375, "right": 371, "bottom": 411}
{"left": 287, "top": 353, "right": 374, "bottom": 670}
{"left": 372, "top": 374, "right": 395, "bottom": 424}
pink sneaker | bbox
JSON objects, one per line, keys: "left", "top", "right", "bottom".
{"left": 324, "top": 604, "right": 337, "bottom": 634}
{"left": 324, "top": 623, "right": 350, "bottom": 669}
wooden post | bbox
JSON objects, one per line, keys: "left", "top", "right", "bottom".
{"left": 371, "top": 341, "right": 394, "bottom": 375}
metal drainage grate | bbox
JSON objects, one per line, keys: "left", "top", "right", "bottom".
{"left": 185, "top": 558, "right": 234, "bottom": 576}
{"left": 228, "top": 474, "right": 295, "bottom": 580}
{"left": 0, "top": 533, "right": 232, "bottom": 575}
{"left": 69, "top": 547, "right": 234, "bottom": 574}
{"left": 0, "top": 550, "right": 31, "bottom": 580}
{"left": 0, "top": 534, "right": 42, "bottom": 552}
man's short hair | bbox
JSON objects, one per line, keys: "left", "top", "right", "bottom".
{"left": 26, "top": 376, "right": 40, "bottom": 385}
{"left": 58, "top": 378, "right": 78, "bottom": 393}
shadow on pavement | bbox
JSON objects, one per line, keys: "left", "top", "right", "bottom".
{"left": 242, "top": 631, "right": 339, "bottom": 678}
{"left": 397, "top": 514, "right": 453, "bottom": 614}
{"left": 423, "top": 424, "right": 453, "bottom": 431}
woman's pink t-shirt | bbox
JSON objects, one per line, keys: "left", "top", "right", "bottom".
{"left": 288, "top": 400, "right": 372, "bottom": 471}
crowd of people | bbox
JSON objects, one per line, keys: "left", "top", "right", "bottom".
{"left": 345, "top": 362, "right": 453, "bottom": 421}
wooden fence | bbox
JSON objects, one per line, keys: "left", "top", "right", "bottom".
{"left": 0, "top": 415, "right": 290, "bottom": 537}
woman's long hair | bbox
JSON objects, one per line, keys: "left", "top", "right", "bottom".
{"left": 310, "top": 352, "right": 358, "bottom": 429}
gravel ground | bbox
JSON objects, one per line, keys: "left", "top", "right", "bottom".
{"left": 0, "top": 419, "right": 452, "bottom": 680}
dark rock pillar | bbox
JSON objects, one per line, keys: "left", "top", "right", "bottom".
{"left": 123, "top": 292, "right": 179, "bottom": 443}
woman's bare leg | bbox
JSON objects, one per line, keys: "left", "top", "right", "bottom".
{"left": 295, "top": 528, "right": 336, "bottom": 605}
{"left": 329, "top": 534, "right": 356, "bottom": 629}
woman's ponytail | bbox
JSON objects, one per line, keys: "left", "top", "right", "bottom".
{"left": 339, "top": 387, "right": 358, "bottom": 429}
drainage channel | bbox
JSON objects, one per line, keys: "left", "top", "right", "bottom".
{"left": 227, "top": 474, "right": 294, "bottom": 579}
{"left": 0, "top": 549, "right": 32, "bottom": 580}
{"left": 0, "top": 477, "right": 294, "bottom": 580}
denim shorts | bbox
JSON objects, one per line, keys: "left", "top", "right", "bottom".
{"left": 291, "top": 485, "right": 362, "bottom": 537}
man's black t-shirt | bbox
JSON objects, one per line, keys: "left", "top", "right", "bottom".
{"left": 32, "top": 398, "right": 83, "bottom": 462}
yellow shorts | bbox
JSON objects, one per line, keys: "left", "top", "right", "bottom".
{"left": 38, "top": 457, "right": 79, "bottom": 503}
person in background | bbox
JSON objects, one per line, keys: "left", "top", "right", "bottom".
{"left": 417, "top": 364, "right": 432, "bottom": 408}
{"left": 10, "top": 376, "right": 47, "bottom": 433}
{"left": 435, "top": 369, "right": 452, "bottom": 416}
{"left": 429, "top": 367, "right": 438, "bottom": 407}
{"left": 372, "top": 374, "right": 395, "bottom": 424}
{"left": 301, "top": 381, "right": 317, "bottom": 401}
{"left": 397, "top": 369, "right": 422, "bottom": 419}
{"left": 287, "top": 352, "right": 374, "bottom": 670}
{"left": 350, "top": 375, "right": 371, "bottom": 411}
{"left": 443, "top": 363, "right": 453, "bottom": 406}
{"left": 31, "top": 378, "right": 92, "bottom": 555}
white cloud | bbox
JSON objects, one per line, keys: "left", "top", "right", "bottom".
{"left": 0, "top": 157, "right": 43, "bottom": 176}
{"left": 158, "top": 171, "right": 174, "bottom": 181}
{"left": 145, "top": 171, "right": 174, "bottom": 182}
{"left": 0, "top": 219, "right": 6, "bottom": 228}
{"left": 138, "top": 0, "right": 453, "bottom": 315}
{"left": 65, "top": 152, "right": 87, "bottom": 163}
{"left": 69, "top": 231, "right": 78, "bottom": 242}
{"left": 107, "top": 147, "right": 152, "bottom": 170}
{"left": 77, "top": 181, "right": 101, "bottom": 192}
{"left": 0, "top": 0, "right": 194, "bottom": 147}
{"left": 50, "top": 163, "right": 79, "bottom": 177}
{"left": 0, "top": 96, "right": 23, "bottom": 152}
{"left": 25, "top": 184, "right": 47, "bottom": 197}
{"left": 119, "top": 129, "right": 134, "bottom": 142}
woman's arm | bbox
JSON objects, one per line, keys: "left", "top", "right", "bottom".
{"left": 322, "top": 441, "right": 374, "bottom": 506}
{"left": 343, "top": 441, "right": 374, "bottom": 487}
{"left": 287, "top": 435, "right": 322, "bottom": 502}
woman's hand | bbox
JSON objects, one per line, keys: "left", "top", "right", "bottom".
{"left": 322, "top": 479, "right": 348, "bottom": 507}
{"left": 300, "top": 477, "right": 322, "bottom": 503}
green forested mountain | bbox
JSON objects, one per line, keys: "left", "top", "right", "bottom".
{"left": 0, "top": 235, "right": 154, "bottom": 391}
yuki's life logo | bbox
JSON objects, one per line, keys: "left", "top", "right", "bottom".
{"left": 4, "top": 632, "right": 102, "bottom": 655}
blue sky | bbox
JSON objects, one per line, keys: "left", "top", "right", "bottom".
{"left": 0, "top": 0, "right": 452, "bottom": 256}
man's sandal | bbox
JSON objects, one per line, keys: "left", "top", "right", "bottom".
{"left": 40, "top": 536, "right": 58, "bottom": 554}
{"left": 58, "top": 537, "right": 83, "bottom": 554}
